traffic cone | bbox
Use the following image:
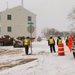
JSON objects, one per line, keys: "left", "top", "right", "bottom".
{"left": 58, "top": 43, "right": 65, "bottom": 56}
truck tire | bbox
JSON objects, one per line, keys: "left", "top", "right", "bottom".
{"left": 73, "top": 52, "right": 75, "bottom": 58}
{"left": 13, "top": 44, "right": 17, "bottom": 48}
{"left": 0, "top": 42, "right": 4, "bottom": 46}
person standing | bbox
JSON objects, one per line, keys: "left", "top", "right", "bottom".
{"left": 57, "top": 36, "right": 65, "bottom": 55}
{"left": 48, "top": 36, "right": 56, "bottom": 53}
{"left": 23, "top": 36, "right": 30, "bottom": 55}
{"left": 67, "top": 35, "right": 73, "bottom": 52}
{"left": 65, "top": 36, "right": 69, "bottom": 46}
{"left": 57, "top": 36, "right": 62, "bottom": 45}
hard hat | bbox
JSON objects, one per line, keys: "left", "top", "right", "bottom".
{"left": 50, "top": 35, "right": 52, "bottom": 37}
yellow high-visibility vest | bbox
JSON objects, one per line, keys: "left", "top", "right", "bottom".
{"left": 49, "top": 38, "right": 54, "bottom": 44}
{"left": 24, "top": 39, "right": 30, "bottom": 45}
{"left": 58, "top": 39, "right": 62, "bottom": 44}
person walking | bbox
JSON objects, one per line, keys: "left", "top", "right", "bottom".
{"left": 48, "top": 36, "right": 56, "bottom": 53}
{"left": 23, "top": 36, "right": 30, "bottom": 55}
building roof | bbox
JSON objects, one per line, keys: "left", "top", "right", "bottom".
{"left": 0, "top": 6, "right": 36, "bottom": 16}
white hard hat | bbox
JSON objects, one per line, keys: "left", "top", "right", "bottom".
{"left": 50, "top": 35, "right": 52, "bottom": 37}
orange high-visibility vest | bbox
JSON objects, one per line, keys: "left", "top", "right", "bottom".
{"left": 67, "top": 35, "right": 73, "bottom": 52}
{"left": 24, "top": 39, "right": 30, "bottom": 45}
{"left": 49, "top": 38, "right": 54, "bottom": 44}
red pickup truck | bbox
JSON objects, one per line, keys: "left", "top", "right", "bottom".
{"left": 0, "top": 35, "right": 13, "bottom": 46}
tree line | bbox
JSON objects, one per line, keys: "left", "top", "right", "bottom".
{"left": 41, "top": 6, "right": 75, "bottom": 38}
{"left": 41, "top": 28, "right": 71, "bottom": 38}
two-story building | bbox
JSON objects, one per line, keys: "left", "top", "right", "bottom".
{"left": 0, "top": 6, "right": 36, "bottom": 38}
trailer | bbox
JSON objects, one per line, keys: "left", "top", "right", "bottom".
{"left": 0, "top": 35, "right": 13, "bottom": 46}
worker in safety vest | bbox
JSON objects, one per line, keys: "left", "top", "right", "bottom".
{"left": 67, "top": 35, "right": 73, "bottom": 52}
{"left": 48, "top": 36, "right": 56, "bottom": 53}
{"left": 57, "top": 36, "right": 62, "bottom": 45}
{"left": 65, "top": 36, "right": 69, "bottom": 46}
{"left": 23, "top": 36, "right": 30, "bottom": 55}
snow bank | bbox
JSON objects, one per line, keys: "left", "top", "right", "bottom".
{"left": 0, "top": 39, "right": 75, "bottom": 75}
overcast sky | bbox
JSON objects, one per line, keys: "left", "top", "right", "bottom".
{"left": 0, "top": 0, "right": 75, "bottom": 36}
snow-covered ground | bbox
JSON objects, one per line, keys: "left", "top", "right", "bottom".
{"left": 0, "top": 38, "right": 75, "bottom": 75}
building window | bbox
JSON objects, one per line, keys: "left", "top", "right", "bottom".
{"left": 7, "top": 15, "right": 12, "bottom": 20}
{"left": 28, "top": 16, "right": 31, "bottom": 21}
{"left": 7, "top": 26, "right": 12, "bottom": 32}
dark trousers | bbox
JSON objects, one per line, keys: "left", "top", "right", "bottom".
{"left": 24, "top": 45, "right": 29, "bottom": 55}
{"left": 50, "top": 44, "right": 56, "bottom": 53}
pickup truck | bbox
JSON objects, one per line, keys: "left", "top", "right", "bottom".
{"left": 0, "top": 35, "right": 13, "bottom": 46}
{"left": 13, "top": 36, "right": 35, "bottom": 47}
{"left": 13, "top": 36, "right": 25, "bottom": 47}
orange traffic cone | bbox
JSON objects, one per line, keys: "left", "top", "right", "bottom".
{"left": 58, "top": 43, "right": 65, "bottom": 56}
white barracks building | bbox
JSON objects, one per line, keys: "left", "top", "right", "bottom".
{"left": 0, "top": 6, "right": 36, "bottom": 38}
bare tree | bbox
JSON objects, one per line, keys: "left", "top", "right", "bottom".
{"left": 68, "top": 8, "right": 75, "bottom": 35}
{"left": 68, "top": 7, "right": 75, "bottom": 21}
{"left": 41, "top": 28, "right": 70, "bottom": 38}
{"left": 37, "top": 36, "right": 42, "bottom": 42}
{"left": 41, "top": 28, "right": 50, "bottom": 38}
{"left": 68, "top": 7, "right": 75, "bottom": 35}
{"left": 42, "top": 28, "right": 60, "bottom": 38}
